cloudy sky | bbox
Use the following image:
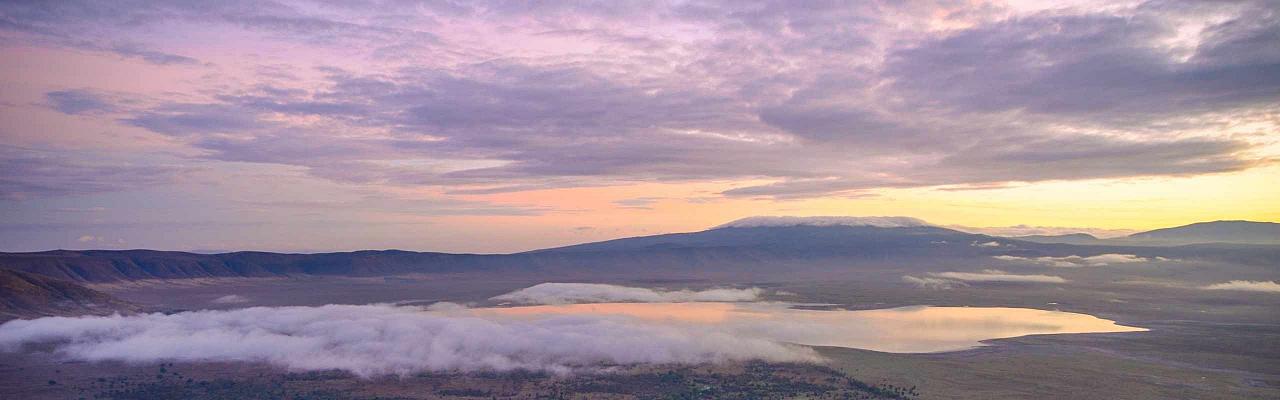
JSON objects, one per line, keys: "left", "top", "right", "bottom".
{"left": 1, "top": 0, "right": 1277, "bottom": 253}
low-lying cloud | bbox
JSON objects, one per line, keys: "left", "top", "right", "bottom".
{"left": 0, "top": 301, "right": 1144, "bottom": 375}
{"left": 902, "top": 275, "right": 967, "bottom": 290}
{"left": 210, "top": 294, "right": 249, "bottom": 304}
{"left": 1201, "top": 280, "right": 1280, "bottom": 293}
{"left": 491, "top": 283, "right": 763, "bottom": 305}
{"left": 951, "top": 225, "right": 1137, "bottom": 238}
{"left": 993, "top": 254, "right": 1162, "bottom": 268}
{"left": 928, "top": 269, "right": 1067, "bottom": 283}
{"left": 0, "top": 304, "right": 816, "bottom": 377}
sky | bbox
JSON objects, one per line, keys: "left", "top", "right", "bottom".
{"left": 0, "top": 0, "right": 1277, "bottom": 253}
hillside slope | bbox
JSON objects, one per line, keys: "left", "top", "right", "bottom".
{"left": 0, "top": 268, "right": 137, "bottom": 321}
{"left": 533, "top": 225, "right": 981, "bottom": 253}
{"left": 1127, "top": 221, "right": 1280, "bottom": 244}
{"left": 2, "top": 221, "right": 1277, "bottom": 284}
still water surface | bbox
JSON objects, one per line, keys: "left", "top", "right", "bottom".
{"left": 475, "top": 302, "right": 1146, "bottom": 353}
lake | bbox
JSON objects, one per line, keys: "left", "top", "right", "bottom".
{"left": 475, "top": 302, "right": 1147, "bottom": 353}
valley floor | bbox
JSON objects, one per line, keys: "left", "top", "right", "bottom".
{"left": 2, "top": 274, "right": 1278, "bottom": 399}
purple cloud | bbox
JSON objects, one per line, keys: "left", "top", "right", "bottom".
{"left": 1, "top": 0, "right": 1276, "bottom": 203}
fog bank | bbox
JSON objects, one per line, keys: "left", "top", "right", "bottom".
{"left": 491, "top": 283, "right": 763, "bottom": 304}
{"left": 0, "top": 304, "right": 815, "bottom": 377}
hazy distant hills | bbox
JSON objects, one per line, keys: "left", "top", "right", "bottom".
{"left": 0, "top": 217, "right": 1275, "bottom": 284}
{"left": 0, "top": 268, "right": 137, "bottom": 320}
{"left": 544, "top": 217, "right": 1279, "bottom": 253}
{"left": 1126, "top": 221, "right": 1280, "bottom": 244}
{"left": 1010, "top": 233, "right": 1104, "bottom": 245}
{"left": 534, "top": 224, "right": 977, "bottom": 254}
{"left": 1011, "top": 221, "right": 1280, "bottom": 246}
{"left": 0, "top": 249, "right": 481, "bottom": 283}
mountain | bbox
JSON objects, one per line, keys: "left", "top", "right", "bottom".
{"left": 995, "top": 221, "right": 1280, "bottom": 246}
{"left": 0, "top": 249, "right": 480, "bottom": 283}
{"left": 535, "top": 217, "right": 977, "bottom": 254}
{"left": 0, "top": 225, "right": 997, "bottom": 283}
{"left": 0, "top": 268, "right": 138, "bottom": 321}
{"left": 1, "top": 217, "right": 1276, "bottom": 284}
{"left": 0, "top": 217, "right": 1008, "bottom": 283}
{"left": 712, "top": 216, "right": 934, "bottom": 229}
{"left": 1126, "top": 221, "right": 1280, "bottom": 245}
{"left": 1010, "top": 233, "right": 1103, "bottom": 245}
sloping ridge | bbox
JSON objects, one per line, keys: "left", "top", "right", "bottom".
{"left": 0, "top": 225, "right": 993, "bottom": 283}
{"left": 0, "top": 268, "right": 138, "bottom": 321}
{"left": 0, "top": 249, "right": 477, "bottom": 283}
{"left": 1127, "top": 220, "right": 1280, "bottom": 244}
{"left": 1011, "top": 233, "right": 1103, "bottom": 245}
{"left": 4, "top": 218, "right": 1277, "bottom": 284}
{"left": 533, "top": 224, "right": 976, "bottom": 254}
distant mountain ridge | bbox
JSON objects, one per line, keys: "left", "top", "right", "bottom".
{"left": 1005, "top": 220, "right": 1279, "bottom": 246}
{"left": 714, "top": 216, "right": 934, "bottom": 229}
{"left": 1012, "top": 233, "right": 1104, "bottom": 245}
{"left": 0, "top": 217, "right": 1276, "bottom": 283}
{"left": 0, "top": 249, "right": 479, "bottom": 283}
{"left": 0, "top": 224, "right": 992, "bottom": 283}
{"left": 536, "top": 223, "right": 971, "bottom": 253}
{"left": 1126, "top": 220, "right": 1280, "bottom": 244}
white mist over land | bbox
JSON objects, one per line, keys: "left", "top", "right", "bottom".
{"left": 902, "top": 276, "right": 968, "bottom": 290}
{"left": 993, "top": 254, "right": 1161, "bottom": 267}
{"left": 210, "top": 294, "right": 249, "bottom": 304}
{"left": 905, "top": 270, "right": 1068, "bottom": 285}
{"left": 1201, "top": 280, "right": 1280, "bottom": 293}
{"left": 491, "top": 283, "right": 764, "bottom": 304}
{"left": 0, "top": 279, "right": 1152, "bottom": 380}
{"left": 0, "top": 304, "right": 817, "bottom": 377}
{"left": 949, "top": 225, "right": 1138, "bottom": 238}
{"left": 932, "top": 270, "right": 1066, "bottom": 283}
{"left": 0, "top": 282, "right": 1150, "bottom": 377}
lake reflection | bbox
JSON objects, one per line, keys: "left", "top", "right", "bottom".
{"left": 471, "top": 302, "right": 1146, "bottom": 353}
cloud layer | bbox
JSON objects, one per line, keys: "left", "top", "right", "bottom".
{"left": 1201, "top": 280, "right": 1280, "bottom": 293}
{"left": 952, "top": 225, "right": 1138, "bottom": 238}
{"left": 2, "top": 0, "right": 1276, "bottom": 200}
{"left": 993, "top": 254, "right": 1161, "bottom": 267}
{"left": 210, "top": 294, "right": 249, "bottom": 304}
{"left": 0, "top": 304, "right": 816, "bottom": 376}
{"left": 490, "top": 283, "right": 764, "bottom": 305}
{"left": 902, "top": 275, "right": 968, "bottom": 290}
{"left": 922, "top": 269, "right": 1068, "bottom": 284}
{"left": 0, "top": 301, "right": 1143, "bottom": 375}
{"left": 1, "top": 0, "right": 1277, "bottom": 252}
